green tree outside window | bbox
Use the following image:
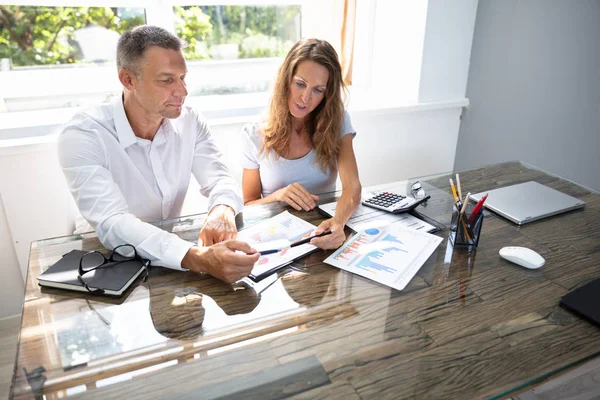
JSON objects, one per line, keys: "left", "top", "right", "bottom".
{"left": 0, "top": 5, "right": 301, "bottom": 67}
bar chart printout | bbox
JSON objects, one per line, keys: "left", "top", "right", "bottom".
{"left": 324, "top": 226, "right": 442, "bottom": 290}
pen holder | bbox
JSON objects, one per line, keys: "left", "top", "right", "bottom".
{"left": 450, "top": 205, "right": 484, "bottom": 248}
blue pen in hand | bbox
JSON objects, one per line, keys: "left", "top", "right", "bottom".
{"left": 258, "top": 248, "right": 282, "bottom": 256}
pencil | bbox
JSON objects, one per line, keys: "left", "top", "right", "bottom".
{"left": 460, "top": 215, "right": 472, "bottom": 242}
{"left": 459, "top": 193, "right": 472, "bottom": 242}
{"left": 456, "top": 173, "right": 463, "bottom": 202}
{"left": 449, "top": 178, "right": 459, "bottom": 205}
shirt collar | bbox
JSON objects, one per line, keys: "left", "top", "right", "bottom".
{"left": 113, "top": 94, "right": 181, "bottom": 148}
{"left": 113, "top": 94, "right": 138, "bottom": 149}
{"left": 161, "top": 117, "right": 180, "bottom": 138}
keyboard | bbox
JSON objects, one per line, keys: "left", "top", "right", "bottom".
{"left": 362, "top": 191, "right": 430, "bottom": 214}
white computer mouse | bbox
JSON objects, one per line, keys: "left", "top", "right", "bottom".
{"left": 499, "top": 246, "right": 545, "bottom": 269}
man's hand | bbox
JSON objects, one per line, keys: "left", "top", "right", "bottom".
{"left": 273, "top": 183, "right": 319, "bottom": 211}
{"left": 182, "top": 240, "right": 260, "bottom": 283}
{"left": 199, "top": 204, "right": 237, "bottom": 246}
{"left": 310, "top": 218, "right": 346, "bottom": 249}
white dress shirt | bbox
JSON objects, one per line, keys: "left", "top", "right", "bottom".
{"left": 58, "top": 95, "right": 243, "bottom": 270}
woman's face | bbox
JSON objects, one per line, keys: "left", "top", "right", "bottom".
{"left": 288, "top": 60, "right": 329, "bottom": 121}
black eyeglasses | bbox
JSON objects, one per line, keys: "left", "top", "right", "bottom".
{"left": 411, "top": 181, "right": 428, "bottom": 202}
{"left": 78, "top": 244, "right": 149, "bottom": 294}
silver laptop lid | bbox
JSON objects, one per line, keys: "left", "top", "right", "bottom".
{"left": 470, "top": 181, "right": 585, "bottom": 225}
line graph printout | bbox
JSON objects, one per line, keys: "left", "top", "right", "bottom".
{"left": 318, "top": 201, "right": 437, "bottom": 233}
{"left": 238, "top": 211, "right": 318, "bottom": 277}
{"left": 324, "top": 225, "right": 442, "bottom": 291}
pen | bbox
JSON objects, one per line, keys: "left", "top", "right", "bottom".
{"left": 471, "top": 193, "right": 488, "bottom": 216}
{"left": 469, "top": 193, "right": 488, "bottom": 225}
{"left": 258, "top": 248, "right": 282, "bottom": 256}
{"left": 258, "top": 230, "right": 333, "bottom": 256}
{"left": 456, "top": 173, "right": 463, "bottom": 203}
{"left": 290, "top": 230, "right": 332, "bottom": 247}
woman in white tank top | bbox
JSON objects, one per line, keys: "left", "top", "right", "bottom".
{"left": 240, "top": 38, "right": 361, "bottom": 250}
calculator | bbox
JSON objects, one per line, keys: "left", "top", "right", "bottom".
{"left": 362, "top": 191, "right": 430, "bottom": 213}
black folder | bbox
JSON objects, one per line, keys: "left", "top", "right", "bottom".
{"left": 560, "top": 277, "right": 600, "bottom": 326}
{"left": 37, "top": 249, "right": 146, "bottom": 297}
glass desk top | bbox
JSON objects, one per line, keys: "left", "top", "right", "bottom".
{"left": 11, "top": 161, "right": 600, "bottom": 399}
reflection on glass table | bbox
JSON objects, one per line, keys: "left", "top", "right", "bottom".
{"left": 11, "top": 161, "right": 600, "bottom": 400}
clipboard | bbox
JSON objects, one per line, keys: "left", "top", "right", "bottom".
{"left": 238, "top": 211, "right": 321, "bottom": 283}
{"left": 248, "top": 247, "right": 320, "bottom": 282}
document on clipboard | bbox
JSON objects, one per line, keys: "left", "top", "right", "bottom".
{"left": 318, "top": 201, "right": 438, "bottom": 233}
{"left": 238, "top": 211, "right": 319, "bottom": 282}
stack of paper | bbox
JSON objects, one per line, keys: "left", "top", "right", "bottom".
{"left": 318, "top": 201, "right": 437, "bottom": 233}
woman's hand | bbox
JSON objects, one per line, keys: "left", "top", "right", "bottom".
{"left": 310, "top": 218, "right": 346, "bottom": 249}
{"left": 273, "top": 183, "right": 319, "bottom": 211}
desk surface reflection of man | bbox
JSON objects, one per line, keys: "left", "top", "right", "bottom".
{"left": 58, "top": 25, "right": 259, "bottom": 283}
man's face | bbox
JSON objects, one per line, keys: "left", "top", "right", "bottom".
{"left": 133, "top": 46, "right": 188, "bottom": 119}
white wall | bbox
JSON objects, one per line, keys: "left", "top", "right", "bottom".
{"left": 455, "top": 0, "right": 600, "bottom": 191}
{"left": 419, "top": 0, "right": 479, "bottom": 102}
{"left": 0, "top": 142, "right": 76, "bottom": 280}
{"left": 0, "top": 194, "right": 23, "bottom": 317}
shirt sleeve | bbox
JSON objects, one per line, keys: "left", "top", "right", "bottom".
{"left": 58, "top": 125, "right": 193, "bottom": 270}
{"left": 192, "top": 115, "right": 244, "bottom": 214}
{"left": 341, "top": 110, "right": 357, "bottom": 139}
{"left": 240, "top": 123, "right": 260, "bottom": 170}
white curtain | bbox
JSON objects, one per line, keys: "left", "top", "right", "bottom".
{"left": 302, "top": 0, "right": 357, "bottom": 85}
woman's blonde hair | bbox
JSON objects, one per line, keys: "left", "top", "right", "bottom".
{"left": 262, "top": 38, "right": 346, "bottom": 172}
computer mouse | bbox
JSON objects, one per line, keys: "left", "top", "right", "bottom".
{"left": 499, "top": 246, "right": 545, "bottom": 269}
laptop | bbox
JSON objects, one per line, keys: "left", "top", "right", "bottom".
{"left": 470, "top": 181, "right": 585, "bottom": 225}
{"left": 560, "top": 277, "right": 600, "bottom": 326}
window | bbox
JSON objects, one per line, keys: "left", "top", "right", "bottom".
{"left": 175, "top": 5, "right": 301, "bottom": 61}
{"left": 173, "top": 5, "right": 301, "bottom": 97}
{"left": 0, "top": 6, "right": 146, "bottom": 67}
{"left": 0, "top": 2, "right": 302, "bottom": 114}
{"left": 1, "top": 0, "right": 442, "bottom": 135}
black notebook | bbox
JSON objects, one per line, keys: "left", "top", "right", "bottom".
{"left": 37, "top": 250, "right": 147, "bottom": 296}
{"left": 560, "top": 277, "right": 600, "bottom": 326}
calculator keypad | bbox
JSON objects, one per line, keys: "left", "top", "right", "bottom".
{"left": 363, "top": 192, "right": 413, "bottom": 211}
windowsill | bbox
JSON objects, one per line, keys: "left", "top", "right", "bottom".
{"left": 0, "top": 92, "right": 271, "bottom": 131}
{"left": 0, "top": 89, "right": 469, "bottom": 149}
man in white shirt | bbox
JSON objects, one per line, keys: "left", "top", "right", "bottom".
{"left": 58, "top": 25, "right": 259, "bottom": 283}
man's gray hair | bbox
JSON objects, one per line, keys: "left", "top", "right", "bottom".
{"left": 116, "top": 25, "right": 186, "bottom": 74}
